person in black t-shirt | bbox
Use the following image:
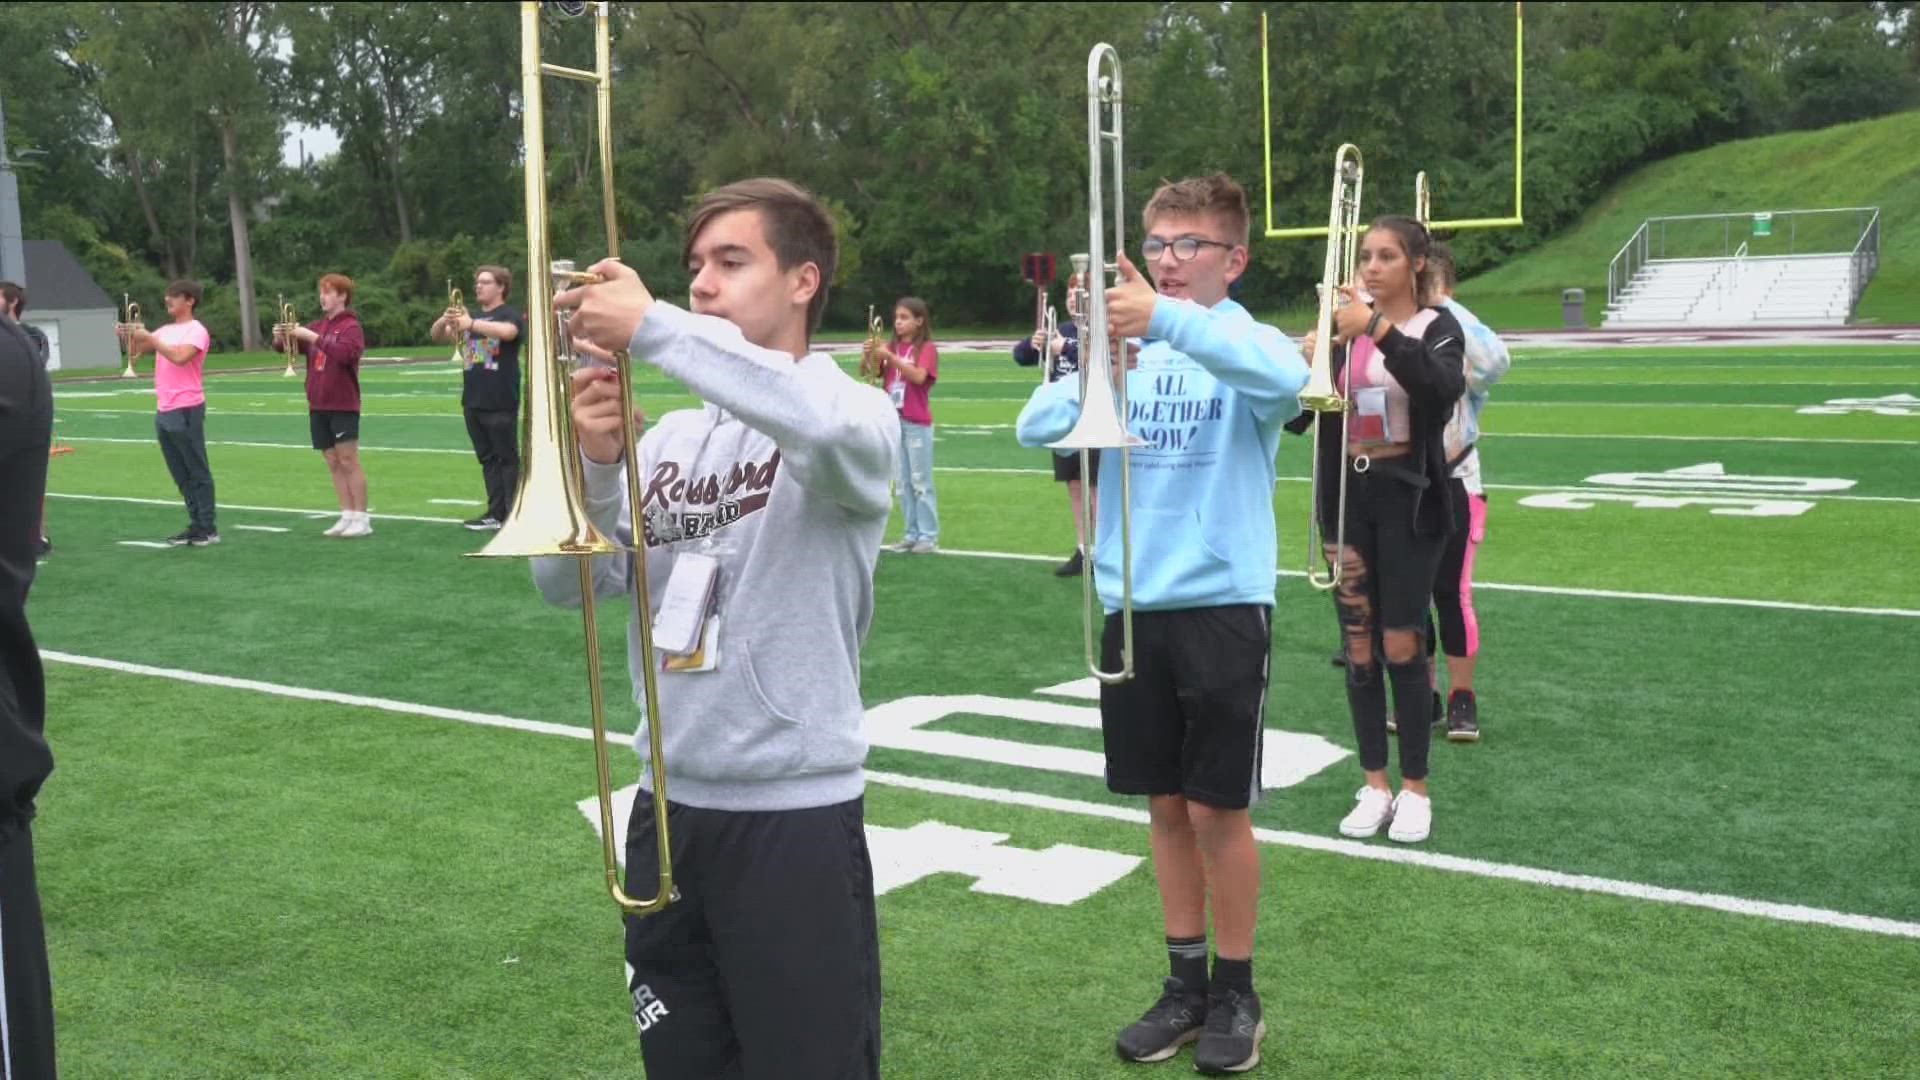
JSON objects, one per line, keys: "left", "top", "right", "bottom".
{"left": 432, "top": 264, "right": 526, "bottom": 529}
{"left": 0, "top": 313, "right": 57, "bottom": 1080}
{"left": 1, "top": 283, "right": 53, "bottom": 557}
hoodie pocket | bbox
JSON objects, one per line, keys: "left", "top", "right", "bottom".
{"left": 738, "top": 642, "right": 807, "bottom": 729}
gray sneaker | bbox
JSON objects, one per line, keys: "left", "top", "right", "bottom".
{"left": 884, "top": 540, "right": 915, "bottom": 553}
{"left": 1115, "top": 977, "right": 1206, "bottom": 1063}
{"left": 1193, "top": 986, "right": 1265, "bottom": 1074}
{"left": 909, "top": 540, "right": 938, "bottom": 554}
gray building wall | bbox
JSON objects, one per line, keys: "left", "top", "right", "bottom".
{"left": 26, "top": 307, "right": 119, "bottom": 371}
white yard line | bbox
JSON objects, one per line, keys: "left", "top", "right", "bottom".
{"left": 50, "top": 490, "right": 1920, "bottom": 614}
{"left": 56, "top": 436, "right": 469, "bottom": 455}
{"left": 36, "top": 649, "right": 1920, "bottom": 941}
{"left": 49, "top": 492, "right": 465, "bottom": 526}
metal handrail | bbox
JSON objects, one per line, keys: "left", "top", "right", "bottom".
{"left": 1607, "top": 221, "right": 1648, "bottom": 309}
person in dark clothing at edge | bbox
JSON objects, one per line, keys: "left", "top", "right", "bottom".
{"left": 1012, "top": 273, "right": 1101, "bottom": 577}
{"left": 431, "top": 265, "right": 525, "bottom": 531}
{"left": 0, "top": 311, "right": 58, "bottom": 1079}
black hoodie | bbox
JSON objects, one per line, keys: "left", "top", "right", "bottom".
{"left": 0, "top": 314, "right": 53, "bottom": 844}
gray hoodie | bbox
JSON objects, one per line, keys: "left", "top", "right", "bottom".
{"left": 533, "top": 303, "right": 900, "bottom": 812}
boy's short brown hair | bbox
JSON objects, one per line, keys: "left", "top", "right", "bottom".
{"left": 685, "top": 177, "right": 839, "bottom": 334}
{"left": 166, "top": 280, "right": 203, "bottom": 310}
{"left": 1142, "top": 173, "right": 1251, "bottom": 248}
{"left": 476, "top": 265, "right": 512, "bottom": 300}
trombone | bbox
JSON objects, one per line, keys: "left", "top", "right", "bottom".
{"left": 277, "top": 294, "right": 300, "bottom": 378}
{"left": 1415, "top": 170, "right": 1431, "bottom": 226}
{"left": 119, "top": 293, "right": 140, "bottom": 379}
{"left": 471, "top": 0, "right": 674, "bottom": 920}
{"left": 1301, "top": 144, "right": 1365, "bottom": 590}
{"left": 1048, "top": 43, "right": 1143, "bottom": 685}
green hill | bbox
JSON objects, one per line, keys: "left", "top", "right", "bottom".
{"left": 1455, "top": 110, "right": 1920, "bottom": 329}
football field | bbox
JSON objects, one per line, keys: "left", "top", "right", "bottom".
{"left": 31, "top": 342, "right": 1920, "bottom": 1077}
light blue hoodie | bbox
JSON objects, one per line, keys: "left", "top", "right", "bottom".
{"left": 1440, "top": 297, "right": 1512, "bottom": 453}
{"left": 1016, "top": 296, "right": 1308, "bottom": 613}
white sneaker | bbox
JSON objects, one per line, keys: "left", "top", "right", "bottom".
{"left": 1387, "top": 790, "right": 1431, "bottom": 843}
{"left": 1338, "top": 787, "right": 1395, "bottom": 839}
{"left": 338, "top": 513, "right": 373, "bottom": 538}
{"left": 323, "top": 515, "right": 351, "bottom": 537}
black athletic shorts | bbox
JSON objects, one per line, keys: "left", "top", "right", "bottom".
{"left": 1099, "top": 604, "right": 1273, "bottom": 810}
{"left": 309, "top": 410, "right": 360, "bottom": 450}
{"left": 622, "top": 793, "right": 882, "bottom": 1080}
{"left": 1052, "top": 447, "right": 1100, "bottom": 483}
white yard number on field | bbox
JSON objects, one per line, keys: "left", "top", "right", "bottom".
{"left": 1797, "top": 393, "right": 1920, "bottom": 416}
{"left": 580, "top": 788, "right": 1142, "bottom": 906}
{"left": 1519, "top": 462, "right": 1854, "bottom": 518}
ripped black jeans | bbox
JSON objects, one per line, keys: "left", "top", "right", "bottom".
{"left": 1319, "top": 463, "right": 1449, "bottom": 781}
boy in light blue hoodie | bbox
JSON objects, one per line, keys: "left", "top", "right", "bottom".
{"left": 1017, "top": 173, "right": 1307, "bottom": 1075}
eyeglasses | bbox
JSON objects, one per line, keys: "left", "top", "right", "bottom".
{"left": 1141, "top": 236, "right": 1234, "bottom": 263}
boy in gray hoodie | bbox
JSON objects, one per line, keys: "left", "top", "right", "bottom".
{"left": 538, "top": 177, "right": 898, "bottom": 1079}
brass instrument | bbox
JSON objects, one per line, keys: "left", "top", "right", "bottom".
{"left": 119, "top": 294, "right": 140, "bottom": 379}
{"left": 858, "top": 304, "right": 888, "bottom": 383}
{"left": 1415, "top": 170, "right": 1431, "bottom": 226}
{"left": 471, "top": 0, "right": 674, "bottom": 919}
{"left": 446, "top": 278, "right": 470, "bottom": 367}
{"left": 1049, "top": 44, "right": 1143, "bottom": 686}
{"left": 1021, "top": 252, "right": 1058, "bottom": 383}
{"left": 1302, "top": 144, "right": 1365, "bottom": 590}
{"left": 277, "top": 294, "right": 300, "bottom": 378}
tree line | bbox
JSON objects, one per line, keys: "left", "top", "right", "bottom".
{"left": 3, "top": 1, "right": 1915, "bottom": 348}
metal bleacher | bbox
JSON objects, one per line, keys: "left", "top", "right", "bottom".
{"left": 1603, "top": 207, "right": 1880, "bottom": 328}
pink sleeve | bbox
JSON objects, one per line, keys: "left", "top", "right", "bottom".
{"left": 188, "top": 322, "right": 211, "bottom": 360}
{"left": 921, "top": 343, "right": 939, "bottom": 382}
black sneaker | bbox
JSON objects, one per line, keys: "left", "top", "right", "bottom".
{"left": 1193, "top": 985, "right": 1266, "bottom": 1075}
{"left": 165, "top": 529, "right": 197, "bottom": 547}
{"left": 1115, "top": 977, "right": 1207, "bottom": 1063}
{"left": 1329, "top": 650, "right": 1346, "bottom": 669}
{"left": 1447, "top": 690, "right": 1480, "bottom": 742}
{"left": 188, "top": 528, "right": 221, "bottom": 546}
{"left": 462, "top": 516, "right": 495, "bottom": 531}
{"left": 36, "top": 536, "right": 51, "bottom": 556}
{"left": 1388, "top": 690, "right": 1445, "bottom": 735}
{"left": 1054, "top": 549, "right": 1084, "bottom": 577}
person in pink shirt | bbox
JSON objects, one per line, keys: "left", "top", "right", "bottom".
{"left": 275, "top": 273, "right": 370, "bottom": 538}
{"left": 880, "top": 296, "right": 939, "bottom": 552}
{"left": 119, "top": 279, "right": 218, "bottom": 546}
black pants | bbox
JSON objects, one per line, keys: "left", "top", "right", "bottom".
{"left": 1, "top": 824, "right": 56, "bottom": 1080}
{"left": 623, "top": 794, "right": 881, "bottom": 1080}
{"left": 155, "top": 405, "right": 216, "bottom": 531}
{"left": 1321, "top": 463, "right": 1449, "bottom": 781}
{"left": 463, "top": 406, "right": 520, "bottom": 521}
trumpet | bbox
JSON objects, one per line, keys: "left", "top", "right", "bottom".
{"left": 470, "top": 0, "right": 674, "bottom": 920}
{"left": 1021, "top": 251, "right": 1058, "bottom": 383}
{"left": 1302, "top": 144, "right": 1365, "bottom": 590}
{"left": 119, "top": 294, "right": 140, "bottom": 379}
{"left": 1049, "top": 43, "right": 1143, "bottom": 686}
{"left": 858, "top": 304, "right": 888, "bottom": 383}
{"left": 277, "top": 294, "right": 300, "bottom": 378}
{"left": 446, "top": 277, "right": 469, "bottom": 367}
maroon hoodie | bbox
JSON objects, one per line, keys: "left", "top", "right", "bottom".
{"left": 302, "top": 309, "right": 365, "bottom": 412}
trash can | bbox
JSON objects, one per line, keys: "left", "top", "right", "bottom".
{"left": 1561, "top": 288, "right": 1585, "bottom": 328}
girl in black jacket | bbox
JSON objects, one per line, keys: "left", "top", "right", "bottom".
{"left": 1288, "top": 215, "right": 1465, "bottom": 843}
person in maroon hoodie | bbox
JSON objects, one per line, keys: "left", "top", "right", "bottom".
{"left": 275, "top": 273, "right": 370, "bottom": 538}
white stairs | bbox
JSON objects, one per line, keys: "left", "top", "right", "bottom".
{"left": 1604, "top": 254, "right": 1857, "bottom": 328}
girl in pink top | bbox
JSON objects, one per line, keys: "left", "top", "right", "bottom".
{"left": 881, "top": 296, "right": 939, "bottom": 552}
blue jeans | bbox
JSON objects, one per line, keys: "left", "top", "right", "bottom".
{"left": 896, "top": 421, "right": 938, "bottom": 543}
